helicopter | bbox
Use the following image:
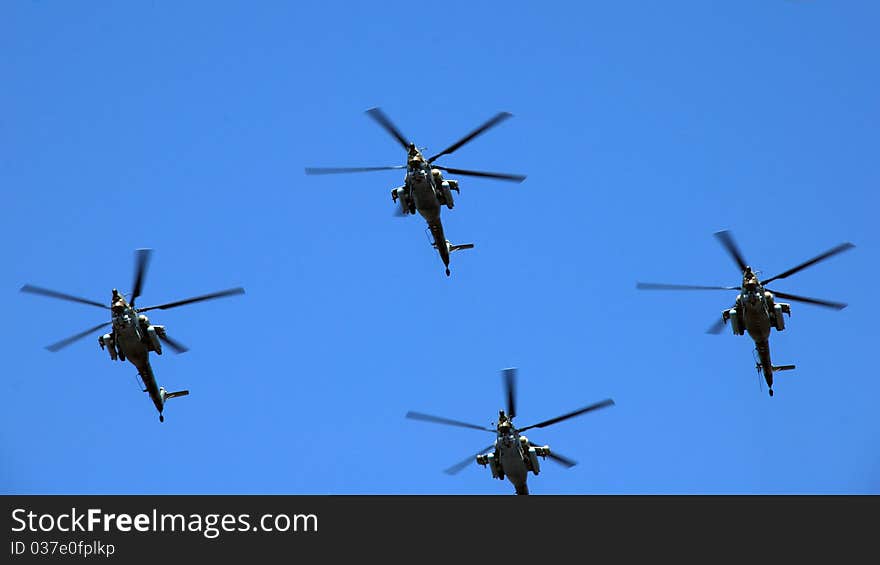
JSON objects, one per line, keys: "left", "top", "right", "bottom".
{"left": 305, "top": 107, "right": 526, "bottom": 276}
{"left": 636, "top": 230, "right": 854, "bottom": 397}
{"left": 405, "top": 368, "right": 615, "bottom": 495}
{"left": 20, "top": 249, "right": 245, "bottom": 422}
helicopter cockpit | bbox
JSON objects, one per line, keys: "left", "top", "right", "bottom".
{"left": 408, "top": 157, "right": 426, "bottom": 176}
{"left": 496, "top": 411, "right": 515, "bottom": 446}
{"left": 111, "top": 301, "right": 135, "bottom": 330}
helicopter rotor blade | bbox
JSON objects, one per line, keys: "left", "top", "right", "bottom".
{"left": 45, "top": 321, "right": 112, "bottom": 352}
{"left": 20, "top": 285, "right": 109, "bottom": 310}
{"left": 706, "top": 316, "right": 727, "bottom": 334}
{"left": 304, "top": 165, "right": 407, "bottom": 175}
{"left": 760, "top": 243, "right": 855, "bottom": 286}
{"left": 138, "top": 287, "right": 245, "bottom": 313}
{"left": 444, "top": 444, "right": 496, "bottom": 476}
{"left": 768, "top": 290, "right": 848, "bottom": 310}
{"left": 502, "top": 368, "right": 517, "bottom": 420}
{"left": 365, "top": 107, "right": 411, "bottom": 150}
{"left": 158, "top": 333, "right": 189, "bottom": 354}
{"left": 405, "top": 411, "right": 494, "bottom": 432}
{"left": 546, "top": 451, "right": 577, "bottom": 468}
{"left": 714, "top": 230, "right": 749, "bottom": 273}
{"left": 636, "top": 282, "right": 740, "bottom": 291}
{"left": 130, "top": 248, "right": 152, "bottom": 307}
{"left": 427, "top": 112, "right": 512, "bottom": 163}
{"left": 528, "top": 442, "right": 577, "bottom": 468}
{"left": 518, "top": 398, "right": 615, "bottom": 433}
{"left": 433, "top": 166, "right": 526, "bottom": 183}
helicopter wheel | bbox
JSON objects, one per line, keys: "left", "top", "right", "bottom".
{"left": 159, "top": 414, "right": 164, "bottom": 423}
{"left": 445, "top": 268, "right": 450, "bottom": 276}
{"left": 769, "top": 389, "right": 774, "bottom": 397}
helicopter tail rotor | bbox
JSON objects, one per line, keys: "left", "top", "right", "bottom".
{"left": 448, "top": 242, "right": 474, "bottom": 253}
{"left": 160, "top": 388, "right": 190, "bottom": 402}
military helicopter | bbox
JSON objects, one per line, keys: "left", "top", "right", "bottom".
{"left": 305, "top": 107, "right": 526, "bottom": 276}
{"left": 20, "top": 249, "right": 245, "bottom": 422}
{"left": 405, "top": 368, "right": 615, "bottom": 495}
{"left": 636, "top": 230, "right": 854, "bottom": 397}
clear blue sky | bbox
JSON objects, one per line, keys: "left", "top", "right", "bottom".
{"left": 2, "top": 1, "right": 877, "bottom": 495}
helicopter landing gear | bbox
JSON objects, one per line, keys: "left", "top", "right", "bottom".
{"left": 159, "top": 414, "right": 164, "bottom": 422}
{"left": 445, "top": 268, "right": 451, "bottom": 276}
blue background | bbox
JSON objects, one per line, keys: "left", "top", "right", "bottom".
{"left": 2, "top": 1, "right": 877, "bottom": 494}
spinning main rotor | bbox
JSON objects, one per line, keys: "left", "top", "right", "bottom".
{"left": 21, "top": 249, "right": 245, "bottom": 352}
{"left": 305, "top": 107, "right": 527, "bottom": 183}
{"left": 406, "top": 368, "right": 615, "bottom": 475}
{"left": 636, "top": 230, "right": 854, "bottom": 333}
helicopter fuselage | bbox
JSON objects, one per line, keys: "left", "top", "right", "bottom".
{"left": 478, "top": 431, "right": 547, "bottom": 495}
{"left": 409, "top": 169, "right": 450, "bottom": 270}
{"left": 498, "top": 434, "right": 530, "bottom": 495}
{"left": 723, "top": 287, "right": 792, "bottom": 395}
{"left": 393, "top": 161, "right": 467, "bottom": 276}
{"left": 408, "top": 167, "right": 442, "bottom": 220}
{"left": 738, "top": 289, "right": 774, "bottom": 342}
{"left": 99, "top": 305, "right": 173, "bottom": 418}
